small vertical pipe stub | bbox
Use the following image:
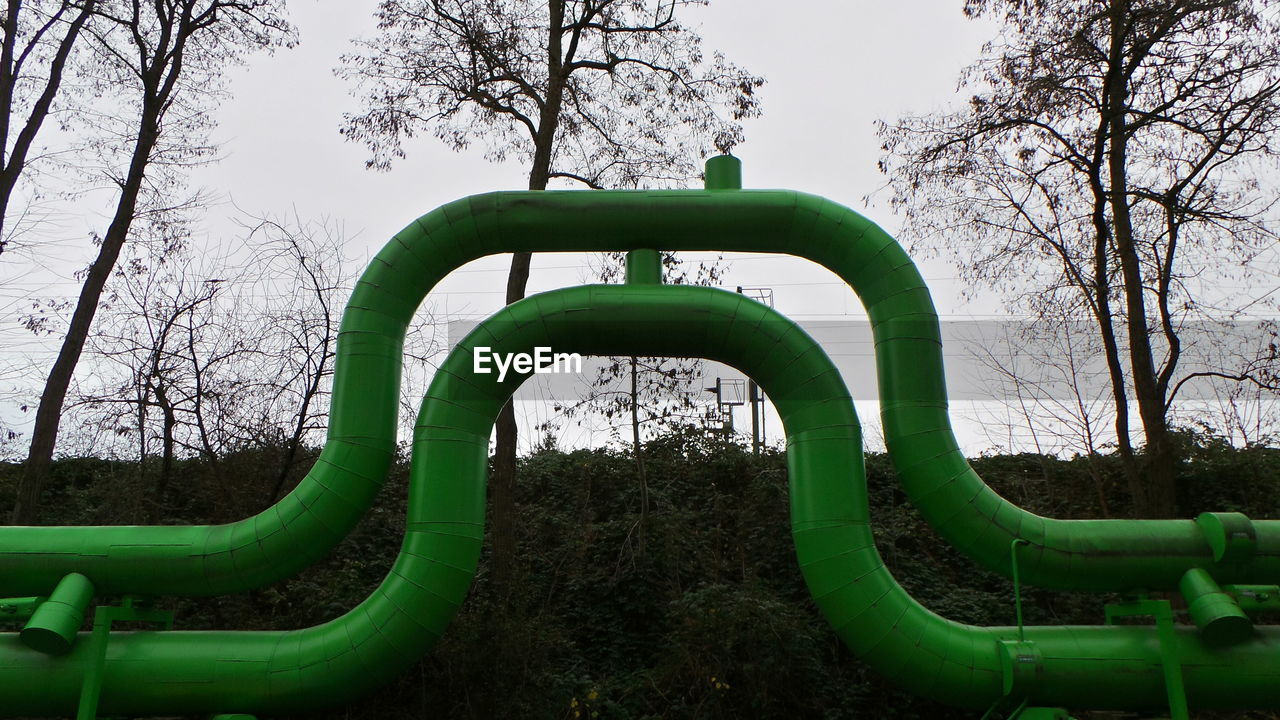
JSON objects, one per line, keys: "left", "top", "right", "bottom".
{"left": 21, "top": 572, "right": 94, "bottom": 655}
{"left": 1181, "top": 568, "right": 1252, "bottom": 645}
{"left": 704, "top": 154, "right": 742, "bottom": 190}
{"left": 625, "top": 249, "right": 662, "bottom": 284}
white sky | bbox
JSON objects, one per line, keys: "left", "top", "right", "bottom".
{"left": 1, "top": 1, "right": 1127, "bottom": 455}
{"left": 189, "top": 0, "right": 997, "bottom": 310}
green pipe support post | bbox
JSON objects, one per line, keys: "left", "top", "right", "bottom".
{"left": 1103, "top": 598, "right": 1191, "bottom": 720}
{"left": 624, "top": 249, "right": 662, "bottom": 284}
{"left": 2, "top": 156, "right": 1280, "bottom": 717}
{"left": 20, "top": 573, "right": 93, "bottom": 655}
{"left": 73, "top": 597, "right": 174, "bottom": 720}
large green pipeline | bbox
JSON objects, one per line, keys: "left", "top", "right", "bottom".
{"left": 2, "top": 188, "right": 1277, "bottom": 596}
{"left": 2, "top": 284, "right": 1279, "bottom": 716}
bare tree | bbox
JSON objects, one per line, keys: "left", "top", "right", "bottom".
{"left": 341, "top": 0, "right": 763, "bottom": 584}
{"left": 70, "top": 212, "right": 353, "bottom": 515}
{"left": 12, "top": 0, "right": 294, "bottom": 522}
{"left": 877, "top": 0, "right": 1280, "bottom": 517}
{"left": 966, "top": 316, "right": 1118, "bottom": 516}
{"left": 1177, "top": 319, "right": 1280, "bottom": 446}
{"left": 238, "top": 214, "right": 348, "bottom": 502}
{"left": 74, "top": 246, "right": 222, "bottom": 519}
{"left": 0, "top": 0, "right": 96, "bottom": 254}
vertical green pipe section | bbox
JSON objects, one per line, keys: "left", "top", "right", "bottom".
{"left": 625, "top": 249, "right": 662, "bottom": 284}
{"left": 74, "top": 611, "right": 111, "bottom": 720}
{"left": 704, "top": 154, "right": 742, "bottom": 190}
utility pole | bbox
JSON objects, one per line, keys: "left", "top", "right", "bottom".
{"left": 736, "top": 286, "right": 774, "bottom": 454}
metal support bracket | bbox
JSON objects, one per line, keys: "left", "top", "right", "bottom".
{"left": 77, "top": 597, "right": 175, "bottom": 720}
{"left": 1104, "top": 598, "right": 1189, "bottom": 720}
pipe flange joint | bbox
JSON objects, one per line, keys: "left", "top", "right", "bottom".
{"left": 998, "top": 639, "right": 1043, "bottom": 697}
{"left": 1196, "top": 511, "right": 1256, "bottom": 564}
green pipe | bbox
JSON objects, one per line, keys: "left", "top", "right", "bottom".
{"left": 0, "top": 597, "right": 44, "bottom": 624}
{"left": 1226, "top": 584, "right": 1280, "bottom": 614}
{"left": 20, "top": 573, "right": 93, "bottom": 655}
{"left": 625, "top": 249, "right": 662, "bottom": 284}
{"left": 704, "top": 153, "right": 742, "bottom": 190}
{"left": 2, "top": 165, "right": 1280, "bottom": 714}
{"left": 1181, "top": 568, "right": 1252, "bottom": 645}
{"left": 4, "top": 178, "right": 1276, "bottom": 597}
{"left": 1, "top": 285, "right": 1279, "bottom": 716}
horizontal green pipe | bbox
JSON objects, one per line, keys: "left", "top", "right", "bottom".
{"left": 1, "top": 285, "right": 1279, "bottom": 716}
{"left": 0, "top": 598, "right": 44, "bottom": 624}
{"left": 1, "top": 188, "right": 1276, "bottom": 597}
{"left": 1226, "top": 584, "right": 1280, "bottom": 614}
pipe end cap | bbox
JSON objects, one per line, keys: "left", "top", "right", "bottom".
{"left": 19, "top": 625, "right": 72, "bottom": 655}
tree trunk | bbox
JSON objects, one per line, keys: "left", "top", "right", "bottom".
{"left": 152, "top": 378, "right": 177, "bottom": 522}
{"left": 12, "top": 104, "right": 161, "bottom": 523}
{"left": 1105, "top": 0, "right": 1177, "bottom": 518}
{"left": 630, "top": 355, "right": 647, "bottom": 553}
{"left": 488, "top": 0, "right": 565, "bottom": 591}
{"left": 0, "top": 1, "right": 93, "bottom": 253}
{"left": 1086, "top": 118, "right": 1139, "bottom": 505}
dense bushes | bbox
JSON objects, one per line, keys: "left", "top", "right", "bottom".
{"left": 1, "top": 431, "right": 1279, "bottom": 719}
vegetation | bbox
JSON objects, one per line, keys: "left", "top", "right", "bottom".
{"left": 3, "top": 427, "right": 1278, "bottom": 719}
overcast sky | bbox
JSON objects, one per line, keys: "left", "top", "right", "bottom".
{"left": 2, "top": 1, "right": 1069, "bottom": 454}
{"left": 189, "top": 0, "right": 998, "bottom": 313}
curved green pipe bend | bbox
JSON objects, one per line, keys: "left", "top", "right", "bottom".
{"left": 1, "top": 190, "right": 1276, "bottom": 597}
{"left": 2, "top": 284, "right": 1278, "bottom": 716}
